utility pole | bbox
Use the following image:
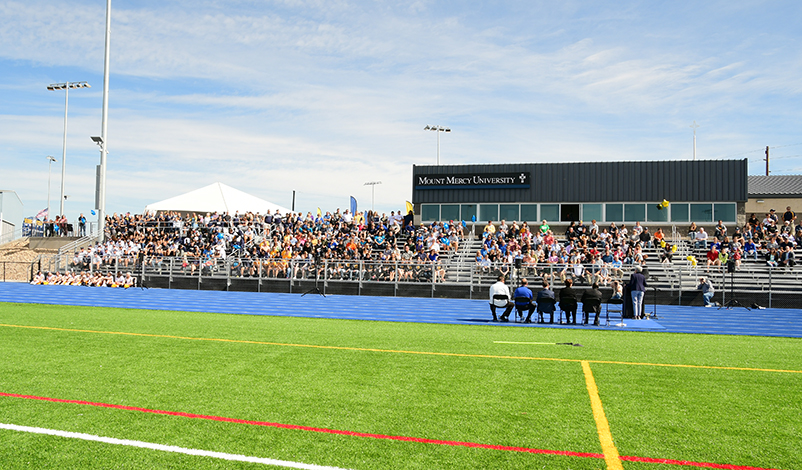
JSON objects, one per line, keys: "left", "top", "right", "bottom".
{"left": 690, "top": 121, "right": 699, "bottom": 161}
{"left": 765, "top": 146, "right": 770, "bottom": 176}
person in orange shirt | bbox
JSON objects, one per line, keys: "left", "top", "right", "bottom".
{"left": 653, "top": 228, "right": 665, "bottom": 245}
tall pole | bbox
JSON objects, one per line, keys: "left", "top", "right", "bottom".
{"left": 59, "top": 87, "right": 69, "bottom": 216}
{"left": 436, "top": 129, "right": 440, "bottom": 165}
{"left": 49, "top": 81, "right": 90, "bottom": 216}
{"left": 765, "top": 146, "right": 770, "bottom": 176}
{"left": 47, "top": 156, "right": 56, "bottom": 217}
{"left": 364, "top": 181, "right": 382, "bottom": 212}
{"left": 424, "top": 125, "right": 450, "bottom": 165}
{"left": 690, "top": 121, "right": 699, "bottom": 161}
{"left": 98, "top": 0, "right": 111, "bottom": 242}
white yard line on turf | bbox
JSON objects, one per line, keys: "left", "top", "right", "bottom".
{"left": 0, "top": 423, "right": 352, "bottom": 470}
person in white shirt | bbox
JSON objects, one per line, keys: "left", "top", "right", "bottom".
{"left": 695, "top": 227, "right": 709, "bottom": 249}
{"left": 489, "top": 275, "right": 513, "bottom": 322}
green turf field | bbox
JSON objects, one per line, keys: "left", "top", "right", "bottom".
{"left": 0, "top": 302, "right": 800, "bottom": 469}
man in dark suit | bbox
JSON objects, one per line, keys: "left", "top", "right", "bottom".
{"left": 581, "top": 282, "right": 604, "bottom": 325}
{"left": 558, "top": 278, "right": 579, "bottom": 324}
{"left": 532, "top": 280, "right": 556, "bottom": 324}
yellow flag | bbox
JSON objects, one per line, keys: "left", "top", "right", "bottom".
{"left": 405, "top": 201, "right": 413, "bottom": 213}
{"left": 316, "top": 207, "right": 322, "bottom": 217}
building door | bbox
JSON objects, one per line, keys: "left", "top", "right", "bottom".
{"left": 561, "top": 204, "right": 579, "bottom": 222}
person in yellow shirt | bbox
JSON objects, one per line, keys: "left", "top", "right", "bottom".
{"left": 483, "top": 221, "right": 496, "bottom": 237}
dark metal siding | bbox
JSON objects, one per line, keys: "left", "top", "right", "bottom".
{"left": 412, "top": 159, "right": 748, "bottom": 204}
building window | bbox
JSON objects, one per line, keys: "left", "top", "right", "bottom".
{"left": 582, "top": 204, "right": 603, "bottom": 223}
{"left": 647, "top": 203, "right": 669, "bottom": 222}
{"left": 541, "top": 204, "right": 559, "bottom": 223}
{"left": 520, "top": 204, "right": 538, "bottom": 222}
{"left": 440, "top": 204, "right": 460, "bottom": 222}
{"left": 461, "top": 204, "right": 477, "bottom": 222}
{"left": 624, "top": 204, "right": 645, "bottom": 222}
{"left": 421, "top": 204, "right": 439, "bottom": 222}
{"left": 499, "top": 204, "right": 519, "bottom": 222}
{"left": 606, "top": 204, "right": 623, "bottom": 222}
{"left": 671, "top": 203, "right": 689, "bottom": 222}
{"left": 690, "top": 203, "right": 713, "bottom": 222}
{"left": 714, "top": 203, "right": 736, "bottom": 222}
{"left": 479, "top": 204, "right": 499, "bottom": 222}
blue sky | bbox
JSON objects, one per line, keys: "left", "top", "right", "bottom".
{"left": 1, "top": 0, "right": 801, "bottom": 221}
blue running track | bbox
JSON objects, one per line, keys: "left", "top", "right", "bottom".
{"left": 1, "top": 283, "right": 801, "bottom": 338}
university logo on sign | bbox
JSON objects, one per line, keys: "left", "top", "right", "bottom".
{"left": 415, "top": 172, "right": 530, "bottom": 190}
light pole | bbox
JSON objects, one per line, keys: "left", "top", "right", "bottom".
{"left": 424, "top": 125, "right": 451, "bottom": 165}
{"left": 96, "top": 0, "right": 112, "bottom": 243}
{"left": 690, "top": 120, "right": 699, "bottom": 161}
{"left": 46, "top": 156, "right": 56, "bottom": 217}
{"left": 364, "top": 181, "right": 382, "bottom": 212}
{"left": 47, "top": 81, "right": 91, "bottom": 217}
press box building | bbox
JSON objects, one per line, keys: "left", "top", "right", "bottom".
{"left": 412, "top": 159, "right": 748, "bottom": 230}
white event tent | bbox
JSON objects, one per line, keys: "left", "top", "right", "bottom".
{"left": 144, "top": 182, "right": 291, "bottom": 216}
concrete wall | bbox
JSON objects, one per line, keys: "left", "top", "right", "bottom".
{"left": 745, "top": 197, "right": 802, "bottom": 219}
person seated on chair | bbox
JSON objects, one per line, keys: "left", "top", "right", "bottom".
{"left": 558, "top": 278, "right": 579, "bottom": 324}
{"left": 697, "top": 277, "right": 715, "bottom": 307}
{"left": 610, "top": 280, "right": 623, "bottom": 299}
{"left": 488, "top": 275, "right": 513, "bottom": 322}
{"left": 532, "top": 280, "right": 556, "bottom": 324}
{"left": 581, "top": 282, "right": 604, "bottom": 325}
{"left": 513, "top": 278, "right": 535, "bottom": 322}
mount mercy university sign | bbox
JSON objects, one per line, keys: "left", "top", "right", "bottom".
{"left": 415, "top": 172, "right": 531, "bottom": 190}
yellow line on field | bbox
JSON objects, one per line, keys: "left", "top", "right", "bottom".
{"left": 582, "top": 361, "right": 623, "bottom": 470}
{"left": 2, "top": 323, "right": 801, "bottom": 374}
{"left": 0, "top": 323, "right": 575, "bottom": 363}
{"left": 493, "top": 341, "right": 559, "bottom": 345}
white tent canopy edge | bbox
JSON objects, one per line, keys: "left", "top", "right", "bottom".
{"left": 143, "top": 182, "right": 291, "bottom": 216}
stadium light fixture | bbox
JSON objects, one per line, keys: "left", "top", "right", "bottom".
{"left": 424, "top": 125, "right": 451, "bottom": 165}
{"left": 364, "top": 181, "right": 382, "bottom": 212}
{"left": 47, "top": 80, "right": 91, "bottom": 217}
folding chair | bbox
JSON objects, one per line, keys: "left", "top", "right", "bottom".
{"left": 605, "top": 297, "right": 626, "bottom": 327}
{"left": 536, "top": 297, "right": 557, "bottom": 323}
{"left": 514, "top": 296, "right": 534, "bottom": 323}
{"left": 558, "top": 301, "right": 578, "bottom": 325}
{"left": 582, "top": 298, "right": 602, "bottom": 325}
{"left": 490, "top": 294, "right": 512, "bottom": 321}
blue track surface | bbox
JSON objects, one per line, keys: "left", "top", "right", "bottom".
{"left": 1, "top": 283, "right": 801, "bottom": 338}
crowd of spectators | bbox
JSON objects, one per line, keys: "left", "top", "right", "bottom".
{"left": 31, "top": 270, "right": 137, "bottom": 288}
{"left": 69, "top": 208, "right": 465, "bottom": 282}
{"left": 473, "top": 206, "right": 799, "bottom": 285}
{"left": 690, "top": 207, "right": 799, "bottom": 270}
{"left": 53, "top": 205, "right": 802, "bottom": 288}
{"left": 474, "top": 218, "right": 672, "bottom": 286}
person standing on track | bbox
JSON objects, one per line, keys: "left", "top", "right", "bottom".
{"left": 628, "top": 265, "right": 647, "bottom": 319}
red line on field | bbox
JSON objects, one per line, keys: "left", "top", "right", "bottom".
{"left": 0, "top": 392, "right": 781, "bottom": 470}
{"left": 620, "top": 455, "right": 778, "bottom": 470}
